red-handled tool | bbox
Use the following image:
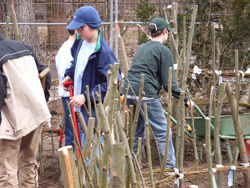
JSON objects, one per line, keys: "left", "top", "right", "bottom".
{"left": 63, "top": 81, "right": 81, "bottom": 158}
{"left": 246, "top": 139, "right": 250, "bottom": 159}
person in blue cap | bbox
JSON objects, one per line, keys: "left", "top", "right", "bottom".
{"left": 61, "top": 6, "right": 118, "bottom": 148}
{"left": 122, "top": 18, "right": 194, "bottom": 169}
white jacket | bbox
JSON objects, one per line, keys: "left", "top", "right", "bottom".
{"left": 55, "top": 40, "right": 73, "bottom": 97}
{"left": 0, "top": 56, "right": 51, "bottom": 140}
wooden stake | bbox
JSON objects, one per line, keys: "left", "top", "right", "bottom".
{"left": 214, "top": 83, "right": 226, "bottom": 188}
{"left": 144, "top": 103, "right": 155, "bottom": 188}
{"left": 212, "top": 25, "right": 216, "bottom": 116}
{"left": 131, "top": 74, "right": 145, "bottom": 144}
{"left": 58, "top": 146, "right": 80, "bottom": 188}
{"left": 100, "top": 141, "right": 109, "bottom": 188}
{"left": 118, "top": 34, "right": 129, "bottom": 77}
{"left": 136, "top": 137, "right": 142, "bottom": 188}
{"left": 205, "top": 118, "right": 215, "bottom": 188}
{"left": 116, "top": 111, "right": 137, "bottom": 188}
{"left": 181, "top": 5, "right": 198, "bottom": 91}
{"left": 110, "top": 142, "right": 126, "bottom": 188}
{"left": 226, "top": 83, "right": 250, "bottom": 187}
{"left": 4, "top": 16, "right": 10, "bottom": 39}
{"left": 9, "top": 0, "right": 21, "bottom": 42}
{"left": 159, "top": 67, "right": 172, "bottom": 180}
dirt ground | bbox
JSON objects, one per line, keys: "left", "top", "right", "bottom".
{"left": 38, "top": 94, "right": 247, "bottom": 188}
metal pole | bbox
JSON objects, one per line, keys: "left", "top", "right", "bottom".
{"left": 110, "top": 0, "right": 113, "bottom": 49}
{"left": 115, "top": 0, "right": 118, "bottom": 58}
{"left": 0, "top": 22, "right": 145, "bottom": 25}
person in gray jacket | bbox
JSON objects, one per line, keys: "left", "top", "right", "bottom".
{"left": 0, "top": 34, "right": 51, "bottom": 187}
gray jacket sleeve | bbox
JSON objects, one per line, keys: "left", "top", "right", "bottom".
{"left": 0, "top": 72, "right": 7, "bottom": 124}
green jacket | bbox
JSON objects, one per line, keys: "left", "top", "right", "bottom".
{"left": 122, "top": 40, "right": 188, "bottom": 102}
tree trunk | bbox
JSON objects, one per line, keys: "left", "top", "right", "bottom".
{"left": 14, "top": 0, "right": 41, "bottom": 55}
{"left": 3, "top": 1, "right": 41, "bottom": 55}
{"left": 46, "top": 0, "right": 66, "bottom": 50}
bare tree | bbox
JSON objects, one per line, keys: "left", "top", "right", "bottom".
{"left": 46, "top": 0, "right": 67, "bottom": 50}
{"left": 3, "top": 0, "right": 41, "bottom": 55}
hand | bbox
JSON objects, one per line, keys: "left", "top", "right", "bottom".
{"left": 61, "top": 76, "right": 72, "bottom": 91}
{"left": 69, "top": 94, "right": 86, "bottom": 108}
{"left": 185, "top": 100, "right": 195, "bottom": 109}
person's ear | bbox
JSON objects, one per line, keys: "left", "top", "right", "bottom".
{"left": 163, "top": 29, "right": 168, "bottom": 35}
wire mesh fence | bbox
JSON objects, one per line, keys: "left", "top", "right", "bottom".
{"left": 0, "top": 0, "right": 194, "bottom": 80}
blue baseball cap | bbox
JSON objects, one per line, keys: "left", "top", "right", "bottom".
{"left": 66, "top": 6, "right": 102, "bottom": 30}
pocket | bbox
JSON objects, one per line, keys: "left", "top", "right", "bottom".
{"left": 145, "top": 99, "right": 161, "bottom": 109}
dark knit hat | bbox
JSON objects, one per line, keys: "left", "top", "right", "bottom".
{"left": 149, "top": 18, "right": 176, "bottom": 33}
{"left": 66, "top": 6, "right": 102, "bottom": 30}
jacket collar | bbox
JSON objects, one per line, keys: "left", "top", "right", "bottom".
{"left": 94, "top": 30, "right": 101, "bottom": 52}
{"left": 75, "top": 30, "right": 101, "bottom": 53}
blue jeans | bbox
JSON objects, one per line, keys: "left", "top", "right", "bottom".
{"left": 79, "top": 108, "right": 109, "bottom": 180}
{"left": 79, "top": 127, "right": 106, "bottom": 179}
{"left": 127, "top": 98, "right": 176, "bottom": 168}
{"left": 62, "top": 97, "right": 74, "bottom": 149}
{"left": 79, "top": 131, "right": 104, "bottom": 165}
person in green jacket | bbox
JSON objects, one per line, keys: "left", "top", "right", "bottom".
{"left": 122, "top": 17, "right": 194, "bottom": 168}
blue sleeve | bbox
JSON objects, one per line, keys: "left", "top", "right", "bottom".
{"left": 89, "top": 48, "right": 118, "bottom": 103}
